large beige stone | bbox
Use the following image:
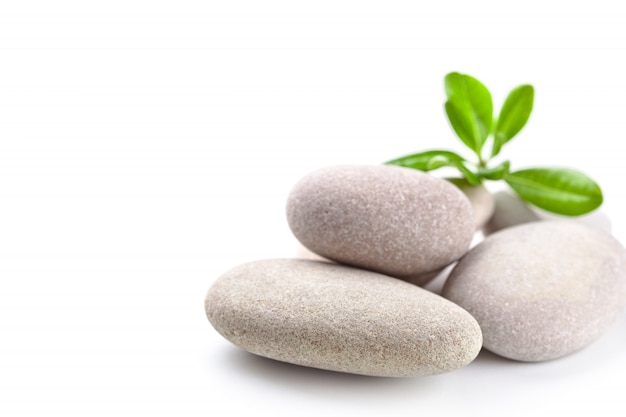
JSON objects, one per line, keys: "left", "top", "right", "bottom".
{"left": 206, "top": 259, "right": 483, "bottom": 377}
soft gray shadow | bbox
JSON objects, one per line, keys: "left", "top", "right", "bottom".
{"left": 215, "top": 346, "right": 445, "bottom": 399}
{"left": 459, "top": 348, "right": 532, "bottom": 377}
{"left": 469, "top": 313, "right": 626, "bottom": 379}
{"left": 421, "top": 264, "right": 454, "bottom": 295}
{"left": 472, "top": 348, "right": 516, "bottom": 365}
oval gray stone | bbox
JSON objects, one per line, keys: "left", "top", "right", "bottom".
{"left": 484, "top": 190, "right": 612, "bottom": 235}
{"left": 206, "top": 259, "right": 483, "bottom": 377}
{"left": 286, "top": 165, "right": 474, "bottom": 282}
{"left": 443, "top": 221, "right": 626, "bottom": 362}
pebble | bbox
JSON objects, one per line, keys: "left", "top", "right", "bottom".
{"left": 286, "top": 165, "right": 474, "bottom": 282}
{"left": 484, "top": 190, "right": 612, "bottom": 235}
{"left": 442, "top": 221, "right": 626, "bottom": 362}
{"left": 205, "top": 259, "right": 483, "bottom": 377}
{"left": 447, "top": 178, "right": 495, "bottom": 229}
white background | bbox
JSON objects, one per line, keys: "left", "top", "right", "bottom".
{"left": 1, "top": 1, "right": 626, "bottom": 416}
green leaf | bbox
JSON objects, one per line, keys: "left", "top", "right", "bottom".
{"left": 452, "top": 161, "right": 482, "bottom": 185}
{"left": 504, "top": 167, "right": 603, "bottom": 216}
{"left": 385, "top": 149, "right": 466, "bottom": 171}
{"left": 444, "top": 72, "right": 493, "bottom": 156}
{"left": 444, "top": 101, "right": 479, "bottom": 155}
{"left": 384, "top": 149, "right": 481, "bottom": 184}
{"left": 492, "top": 84, "right": 534, "bottom": 157}
{"left": 426, "top": 155, "right": 453, "bottom": 170}
{"left": 477, "top": 160, "right": 511, "bottom": 180}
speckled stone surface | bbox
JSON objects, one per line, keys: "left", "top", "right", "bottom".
{"left": 484, "top": 190, "right": 612, "bottom": 235}
{"left": 206, "top": 259, "right": 483, "bottom": 377}
{"left": 447, "top": 178, "right": 495, "bottom": 229}
{"left": 443, "top": 221, "right": 626, "bottom": 362}
{"left": 286, "top": 165, "right": 474, "bottom": 282}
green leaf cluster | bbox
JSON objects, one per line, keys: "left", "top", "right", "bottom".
{"left": 385, "top": 72, "right": 603, "bottom": 216}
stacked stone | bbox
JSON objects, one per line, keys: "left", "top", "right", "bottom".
{"left": 205, "top": 165, "right": 626, "bottom": 377}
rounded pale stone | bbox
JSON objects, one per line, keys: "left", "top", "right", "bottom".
{"left": 206, "top": 259, "right": 483, "bottom": 377}
{"left": 286, "top": 165, "right": 474, "bottom": 282}
{"left": 443, "top": 221, "right": 626, "bottom": 362}
{"left": 484, "top": 190, "right": 612, "bottom": 235}
{"left": 447, "top": 178, "right": 495, "bottom": 229}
